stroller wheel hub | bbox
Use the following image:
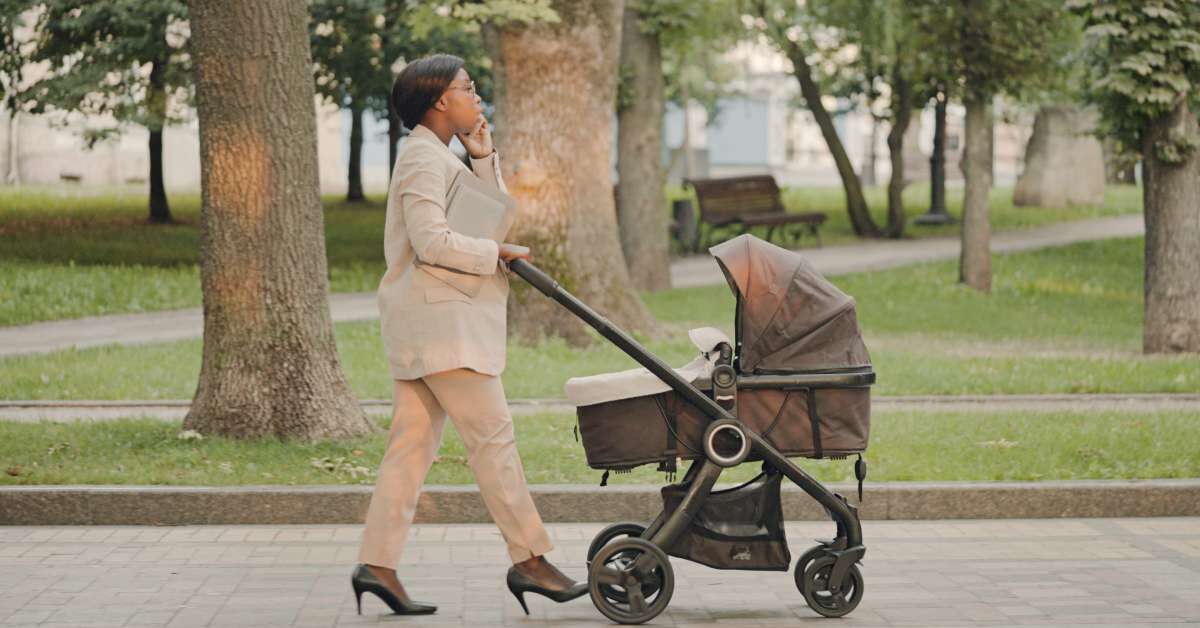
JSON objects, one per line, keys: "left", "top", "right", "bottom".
{"left": 703, "top": 419, "right": 750, "bottom": 467}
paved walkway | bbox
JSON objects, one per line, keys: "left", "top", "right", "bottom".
{"left": 0, "top": 215, "right": 1144, "bottom": 358}
{"left": 2, "top": 393, "right": 1198, "bottom": 423}
{"left": 1, "top": 517, "right": 1197, "bottom": 627}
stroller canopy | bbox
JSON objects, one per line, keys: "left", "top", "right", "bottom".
{"left": 710, "top": 234, "right": 871, "bottom": 374}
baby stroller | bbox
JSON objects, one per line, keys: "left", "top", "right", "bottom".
{"left": 510, "top": 233, "right": 874, "bottom": 624}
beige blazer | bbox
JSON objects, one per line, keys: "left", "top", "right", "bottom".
{"left": 377, "top": 124, "right": 511, "bottom": 380}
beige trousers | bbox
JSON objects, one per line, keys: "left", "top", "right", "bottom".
{"left": 357, "top": 368, "right": 554, "bottom": 568}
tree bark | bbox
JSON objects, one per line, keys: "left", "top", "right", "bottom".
{"left": 147, "top": 57, "right": 172, "bottom": 223}
{"left": 1141, "top": 99, "right": 1200, "bottom": 353}
{"left": 5, "top": 110, "right": 18, "bottom": 185}
{"left": 680, "top": 81, "right": 693, "bottom": 179}
{"left": 184, "top": 0, "right": 375, "bottom": 441}
{"left": 346, "top": 100, "right": 365, "bottom": 202}
{"left": 860, "top": 115, "right": 877, "bottom": 186}
{"left": 484, "top": 0, "right": 659, "bottom": 346}
{"left": 780, "top": 39, "right": 879, "bottom": 237}
{"left": 884, "top": 68, "right": 911, "bottom": 238}
{"left": 930, "top": 90, "right": 947, "bottom": 215}
{"left": 616, "top": 5, "right": 670, "bottom": 291}
{"left": 958, "top": 93, "right": 993, "bottom": 292}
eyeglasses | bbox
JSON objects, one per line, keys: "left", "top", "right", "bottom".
{"left": 446, "top": 80, "right": 476, "bottom": 97}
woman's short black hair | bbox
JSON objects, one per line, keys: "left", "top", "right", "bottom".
{"left": 390, "top": 54, "right": 465, "bottom": 130}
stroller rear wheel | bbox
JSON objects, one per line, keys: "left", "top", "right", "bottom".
{"left": 586, "top": 522, "right": 645, "bottom": 565}
{"left": 588, "top": 537, "right": 674, "bottom": 625}
{"left": 801, "top": 556, "right": 864, "bottom": 618}
{"left": 587, "top": 522, "right": 661, "bottom": 604}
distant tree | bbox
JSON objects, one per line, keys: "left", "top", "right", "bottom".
{"left": 1070, "top": 0, "right": 1200, "bottom": 353}
{"left": 911, "top": 0, "right": 1073, "bottom": 292}
{"left": 309, "top": 0, "right": 492, "bottom": 198}
{"left": 0, "top": 1, "right": 34, "bottom": 185}
{"left": 616, "top": 0, "right": 740, "bottom": 291}
{"left": 744, "top": 0, "right": 880, "bottom": 237}
{"left": 27, "top": 0, "right": 191, "bottom": 223}
{"left": 309, "top": 0, "right": 383, "bottom": 203}
{"left": 811, "top": 0, "right": 934, "bottom": 238}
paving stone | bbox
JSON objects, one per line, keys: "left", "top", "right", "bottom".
{"left": 0, "top": 517, "right": 1198, "bottom": 626}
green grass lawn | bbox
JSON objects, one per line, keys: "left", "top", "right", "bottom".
{"left": 0, "top": 183, "right": 1143, "bottom": 326}
{"left": 1, "top": 408, "right": 1195, "bottom": 486}
{"left": 2, "top": 236, "right": 1195, "bottom": 400}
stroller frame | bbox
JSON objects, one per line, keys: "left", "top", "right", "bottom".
{"left": 512, "top": 259, "right": 870, "bottom": 623}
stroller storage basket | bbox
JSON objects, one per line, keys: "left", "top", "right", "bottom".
{"left": 660, "top": 470, "right": 790, "bottom": 571}
{"left": 576, "top": 375, "right": 870, "bottom": 471}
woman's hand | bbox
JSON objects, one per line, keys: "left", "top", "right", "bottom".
{"left": 498, "top": 243, "right": 532, "bottom": 262}
{"left": 458, "top": 115, "right": 494, "bottom": 159}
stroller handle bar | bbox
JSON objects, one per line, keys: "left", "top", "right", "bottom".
{"left": 508, "top": 258, "right": 737, "bottom": 425}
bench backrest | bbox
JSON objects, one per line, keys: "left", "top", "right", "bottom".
{"left": 684, "top": 175, "right": 784, "bottom": 222}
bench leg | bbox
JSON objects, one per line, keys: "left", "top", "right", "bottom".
{"left": 811, "top": 224, "right": 823, "bottom": 248}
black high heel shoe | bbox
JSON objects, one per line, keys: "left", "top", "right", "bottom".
{"left": 351, "top": 564, "right": 437, "bottom": 616}
{"left": 506, "top": 565, "right": 589, "bottom": 615}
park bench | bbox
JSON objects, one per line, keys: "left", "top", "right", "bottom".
{"left": 683, "top": 174, "right": 826, "bottom": 251}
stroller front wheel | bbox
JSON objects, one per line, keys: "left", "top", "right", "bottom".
{"left": 588, "top": 537, "right": 674, "bottom": 625}
{"left": 801, "top": 556, "right": 864, "bottom": 618}
{"left": 792, "top": 544, "right": 831, "bottom": 594}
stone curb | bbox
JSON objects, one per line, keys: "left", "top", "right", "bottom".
{"left": 1, "top": 479, "right": 1197, "bottom": 526}
{"left": 2, "top": 393, "right": 1197, "bottom": 423}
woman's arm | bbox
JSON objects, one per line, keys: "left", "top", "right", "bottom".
{"left": 469, "top": 152, "right": 507, "bottom": 194}
{"left": 397, "top": 148, "right": 499, "bottom": 276}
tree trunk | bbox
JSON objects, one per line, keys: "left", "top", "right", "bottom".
{"left": 6, "top": 109, "right": 19, "bottom": 185}
{"left": 484, "top": 0, "right": 659, "bottom": 346}
{"left": 185, "top": 0, "right": 375, "bottom": 441}
{"left": 861, "top": 115, "right": 877, "bottom": 186}
{"left": 680, "top": 82, "right": 693, "bottom": 179}
{"left": 958, "top": 94, "right": 993, "bottom": 292}
{"left": 780, "top": 39, "right": 879, "bottom": 237}
{"left": 1141, "top": 100, "right": 1200, "bottom": 353}
{"left": 930, "top": 90, "right": 947, "bottom": 215}
{"left": 147, "top": 57, "right": 172, "bottom": 223}
{"left": 884, "top": 69, "right": 911, "bottom": 238}
{"left": 616, "top": 5, "right": 670, "bottom": 291}
{"left": 346, "top": 100, "right": 365, "bottom": 202}
{"left": 1118, "top": 163, "right": 1138, "bottom": 184}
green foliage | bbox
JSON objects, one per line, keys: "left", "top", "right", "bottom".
{"left": 309, "top": 0, "right": 389, "bottom": 112}
{"left": 907, "top": 0, "right": 1076, "bottom": 103}
{"left": 0, "top": 1, "right": 33, "bottom": 112}
{"left": 308, "top": 0, "right": 555, "bottom": 131}
{"left": 633, "top": 0, "right": 743, "bottom": 119}
{"left": 810, "top": 1, "right": 921, "bottom": 107}
{"left": 1068, "top": 0, "right": 1200, "bottom": 163}
{"left": 436, "top": 0, "right": 558, "bottom": 27}
{"left": 25, "top": 0, "right": 191, "bottom": 145}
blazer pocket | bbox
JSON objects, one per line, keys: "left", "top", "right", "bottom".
{"left": 425, "top": 286, "right": 473, "bottom": 304}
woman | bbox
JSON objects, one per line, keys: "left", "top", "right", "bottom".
{"left": 352, "top": 54, "right": 588, "bottom": 616}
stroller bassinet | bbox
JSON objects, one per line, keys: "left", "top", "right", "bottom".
{"left": 508, "top": 234, "right": 874, "bottom": 624}
{"left": 567, "top": 234, "right": 873, "bottom": 471}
